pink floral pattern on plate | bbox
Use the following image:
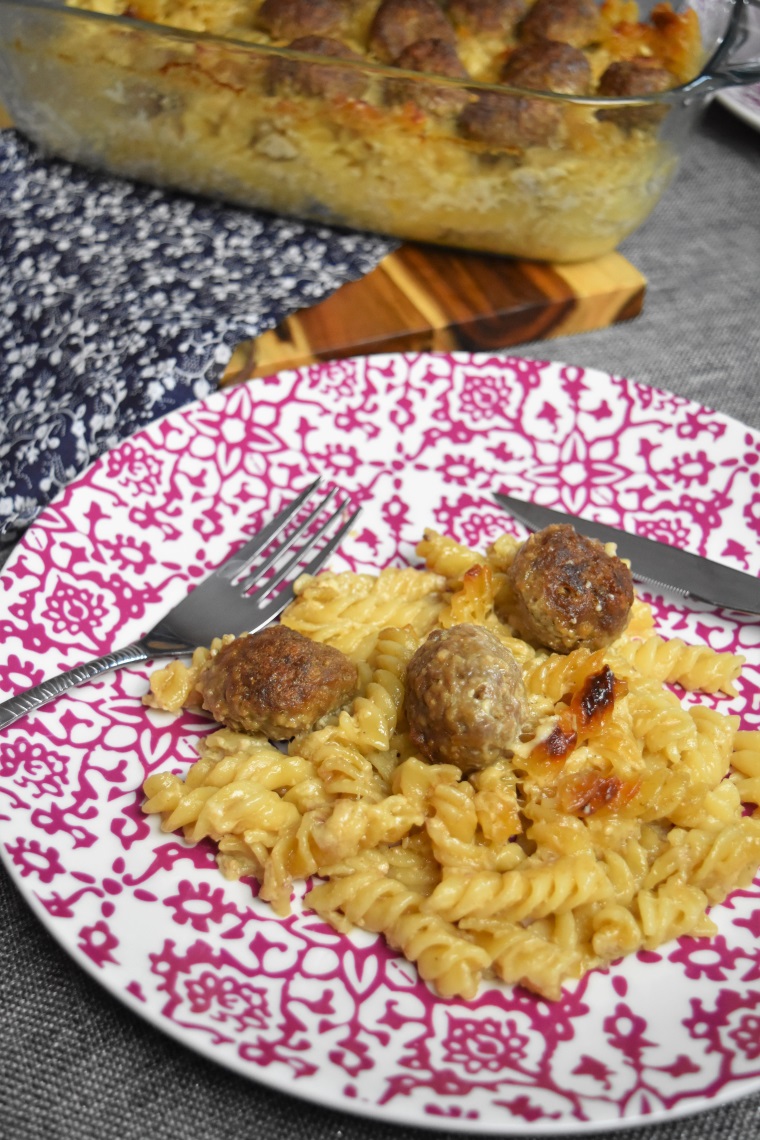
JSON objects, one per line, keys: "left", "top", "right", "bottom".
{"left": 1, "top": 353, "right": 759, "bottom": 1134}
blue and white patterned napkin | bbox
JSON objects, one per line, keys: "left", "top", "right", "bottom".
{"left": 0, "top": 131, "right": 396, "bottom": 565}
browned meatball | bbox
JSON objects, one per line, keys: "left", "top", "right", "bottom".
{"left": 519, "top": 0, "right": 599, "bottom": 48}
{"left": 458, "top": 88, "right": 562, "bottom": 147}
{"left": 368, "top": 0, "right": 456, "bottom": 63}
{"left": 460, "top": 32, "right": 591, "bottom": 147}
{"left": 198, "top": 624, "right": 358, "bottom": 739}
{"left": 501, "top": 40, "right": 591, "bottom": 95}
{"left": 268, "top": 35, "right": 368, "bottom": 100}
{"left": 256, "top": 0, "right": 346, "bottom": 40}
{"left": 501, "top": 524, "right": 634, "bottom": 654}
{"left": 405, "top": 624, "right": 525, "bottom": 772}
{"left": 444, "top": 0, "right": 526, "bottom": 36}
{"left": 597, "top": 58, "right": 674, "bottom": 129}
{"left": 385, "top": 38, "right": 470, "bottom": 115}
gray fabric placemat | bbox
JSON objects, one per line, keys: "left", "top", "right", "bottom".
{"left": 518, "top": 100, "right": 760, "bottom": 435}
{"left": 1, "top": 97, "right": 760, "bottom": 1140}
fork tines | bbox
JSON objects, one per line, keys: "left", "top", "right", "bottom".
{"left": 236, "top": 479, "right": 360, "bottom": 611}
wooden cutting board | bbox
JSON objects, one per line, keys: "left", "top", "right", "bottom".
{"left": 221, "top": 242, "right": 646, "bottom": 386}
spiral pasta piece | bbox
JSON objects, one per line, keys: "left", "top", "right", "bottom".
{"left": 636, "top": 882, "right": 715, "bottom": 946}
{"left": 189, "top": 728, "right": 310, "bottom": 784}
{"left": 470, "top": 760, "right": 521, "bottom": 845}
{"left": 522, "top": 647, "right": 602, "bottom": 705}
{"left": 688, "top": 817, "right": 760, "bottom": 902}
{"left": 332, "top": 626, "right": 418, "bottom": 754}
{"left": 728, "top": 731, "right": 760, "bottom": 807}
{"left": 731, "top": 731, "right": 760, "bottom": 777}
{"left": 426, "top": 853, "right": 612, "bottom": 923}
{"left": 144, "top": 636, "right": 234, "bottom": 712}
{"left": 142, "top": 770, "right": 186, "bottom": 816}
{"left": 678, "top": 706, "right": 738, "bottom": 789}
{"left": 591, "top": 903, "right": 646, "bottom": 961}
{"left": 416, "top": 529, "right": 483, "bottom": 586}
{"left": 297, "top": 728, "right": 386, "bottom": 802}
{"left": 390, "top": 756, "right": 462, "bottom": 810}
{"left": 601, "top": 833, "right": 660, "bottom": 906}
{"left": 188, "top": 780, "right": 302, "bottom": 843}
{"left": 628, "top": 682, "right": 699, "bottom": 763}
{"left": 283, "top": 567, "right": 447, "bottom": 657}
{"left": 308, "top": 869, "right": 490, "bottom": 1000}
{"left": 464, "top": 919, "right": 584, "bottom": 1001}
{"left": 441, "top": 563, "right": 497, "bottom": 629}
{"left": 619, "top": 635, "right": 744, "bottom": 695}
{"left": 424, "top": 779, "right": 522, "bottom": 871}
{"left": 668, "top": 779, "right": 742, "bottom": 831}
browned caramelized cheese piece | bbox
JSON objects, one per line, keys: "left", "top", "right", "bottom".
{"left": 530, "top": 664, "right": 628, "bottom": 766}
{"left": 557, "top": 770, "right": 641, "bottom": 815}
{"left": 571, "top": 663, "right": 628, "bottom": 731}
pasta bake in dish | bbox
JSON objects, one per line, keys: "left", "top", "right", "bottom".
{"left": 11, "top": 0, "right": 704, "bottom": 260}
{"left": 142, "top": 525, "right": 760, "bottom": 1001}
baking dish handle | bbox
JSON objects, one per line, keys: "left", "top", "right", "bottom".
{"left": 697, "top": 0, "right": 760, "bottom": 91}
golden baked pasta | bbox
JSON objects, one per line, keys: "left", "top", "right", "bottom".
{"left": 32, "top": 0, "right": 705, "bottom": 260}
{"left": 142, "top": 526, "right": 760, "bottom": 1002}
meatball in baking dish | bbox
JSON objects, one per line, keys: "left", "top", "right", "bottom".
{"left": 405, "top": 623, "right": 525, "bottom": 771}
{"left": 256, "top": 0, "right": 347, "bottom": 39}
{"left": 368, "top": 0, "right": 458, "bottom": 62}
{"left": 197, "top": 624, "right": 358, "bottom": 738}
{"left": 518, "top": 0, "right": 599, "bottom": 48}
{"left": 499, "top": 523, "right": 634, "bottom": 654}
{"left": 443, "top": 0, "right": 526, "bottom": 38}
{"left": 268, "top": 35, "right": 369, "bottom": 100}
{"left": 500, "top": 40, "right": 591, "bottom": 95}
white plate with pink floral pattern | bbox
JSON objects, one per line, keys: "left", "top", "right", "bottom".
{"left": 1, "top": 353, "right": 760, "bottom": 1135}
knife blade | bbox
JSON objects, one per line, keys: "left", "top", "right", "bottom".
{"left": 493, "top": 492, "right": 760, "bottom": 616}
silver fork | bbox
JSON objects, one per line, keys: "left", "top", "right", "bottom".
{"left": 0, "top": 479, "right": 360, "bottom": 731}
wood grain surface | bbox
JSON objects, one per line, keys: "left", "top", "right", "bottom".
{"left": 221, "top": 243, "right": 646, "bottom": 386}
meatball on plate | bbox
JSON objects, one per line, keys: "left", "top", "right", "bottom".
{"left": 405, "top": 623, "right": 525, "bottom": 771}
{"left": 500, "top": 523, "right": 635, "bottom": 654}
{"left": 198, "top": 624, "right": 358, "bottom": 738}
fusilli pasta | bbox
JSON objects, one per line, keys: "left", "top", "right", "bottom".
{"left": 142, "top": 525, "right": 758, "bottom": 1001}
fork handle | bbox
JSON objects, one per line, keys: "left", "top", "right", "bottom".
{"left": 0, "top": 641, "right": 150, "bottom": 730}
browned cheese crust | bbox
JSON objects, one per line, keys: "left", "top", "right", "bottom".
{"left": 198, "top": 624, "right": 358, "bottom": 738}
{"left": 405, "top": 623, "right": 525, "bottom": 771}
{"left": 501, "top": 523, "right": 634, "bottom": 654}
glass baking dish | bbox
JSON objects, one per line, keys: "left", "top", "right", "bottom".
{"left": 0, "top": 0, "right": 758, "bottom": 262}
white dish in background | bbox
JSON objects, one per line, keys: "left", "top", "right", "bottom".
{"left": 0, "top": 352, "right": 759, "bottom": 1134}
{"left": 718, "top": 83, "right": 760, "bottom": 131}
{"left": 715, "top": 0, "right": 760, "bottom": 132}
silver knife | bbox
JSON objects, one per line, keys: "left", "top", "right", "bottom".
{"left": 493, "top": 492, "right": 760, "bottom": 616}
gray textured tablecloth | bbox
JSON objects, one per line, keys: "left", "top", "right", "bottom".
{"left": 1, "top": 97, "right": 760, "bottom": 1140}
